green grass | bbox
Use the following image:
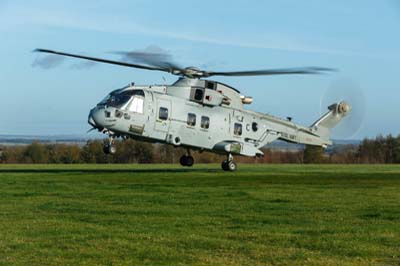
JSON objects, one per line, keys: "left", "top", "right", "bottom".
{"left": 0, "top": 164, "right": 400, "bottom": 265}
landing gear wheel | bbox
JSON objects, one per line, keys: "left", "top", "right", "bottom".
{"left": 103, "top": 136, "right": 116, "bottom": 155}
{"left": 221, "top": 153, "right": 237, "bottom": 171}
{"left": 221, "top": 160, "right": 229, "bottom": 171}
{"left": 180, "top": 155, "right": 194, "bottom": 167}
{"left": 228, "top": 160, "right": 237, "bottom": 171}
{"left": 109, "top": 144, "right": 117, "bottom": 154}
{"left": 103, "top": 144, "right": 117, "bottom": 155}
{"left": 221, "top": 160, "right": 237, "bottom": 171}
{"left": 185, "top": 156, "right": 194, "bottom": 167}
{"left": 180, "top": 155, "right": 187, "bottom": 166}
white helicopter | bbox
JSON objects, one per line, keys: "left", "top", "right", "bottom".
{"left": 35, "top": 48, "right": 352, "bottom": 171}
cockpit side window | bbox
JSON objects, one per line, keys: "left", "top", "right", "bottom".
{"left": 129, "top": 97, "right": 144, "bottom": 113}
{"left": 103, "top": 89, "right": 145, "bottom": 108}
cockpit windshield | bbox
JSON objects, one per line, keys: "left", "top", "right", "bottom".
{"left": 99, "top": 89, "right": 145, "bottom": 108}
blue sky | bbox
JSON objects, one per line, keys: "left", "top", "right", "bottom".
{"left": 0, "top": 0, "right": 399, "bottom": 139}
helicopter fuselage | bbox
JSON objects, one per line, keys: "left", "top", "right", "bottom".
{"left": 35, "top": 48, "right": 349, "bottom": 170}
{"left": 88, "top": 78, "right": 338, "bottom": 158}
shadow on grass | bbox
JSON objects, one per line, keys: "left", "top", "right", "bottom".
{"left": 0, "top": 168, "right": 221, "bottom": 174}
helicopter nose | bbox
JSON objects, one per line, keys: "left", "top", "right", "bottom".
{"left": 88, "top": 114, "right": 96, "bottom": 128}
{"left": 88, "top": 108, "right": 105, "bottom": 129}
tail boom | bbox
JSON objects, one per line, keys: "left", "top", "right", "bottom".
{"left": 278, "top": 101, "right": 350, "bottom": 148}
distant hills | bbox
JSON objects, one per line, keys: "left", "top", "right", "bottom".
{"left": 0, "top": 134, "right": 95, "bottom": 146}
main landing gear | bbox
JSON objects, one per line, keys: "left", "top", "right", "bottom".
{"left": 180, "top": 150, "right": 194, "bottom": 167}
{"left": 103, "top": 136, "right": 117, "bottom": 155}
{"left": 221, "top": 153, "right": 237, "bottom": 171}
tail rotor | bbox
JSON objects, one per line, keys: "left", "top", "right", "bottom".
{"left": 320, "top": 79, "right": 366, "bottom": 139}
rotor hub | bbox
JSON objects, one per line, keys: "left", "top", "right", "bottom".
{"left": 337, "top": 101, "right": 351, "bottom": 115}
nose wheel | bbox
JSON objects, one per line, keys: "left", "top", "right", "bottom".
{"left": 103, "top": 137, "right": 117, "bottom": 155}
{"left": 180, "top": 150, "right": 194, "bottom": 167}
{"left": 221, "top": 153, "right": 237, "bottom": 171}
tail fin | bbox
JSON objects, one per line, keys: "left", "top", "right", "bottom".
{"left": 310, "top": 101, "right": 351, "bottom": 140}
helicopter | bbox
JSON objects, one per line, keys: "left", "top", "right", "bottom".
{"left": 35, "top": 48, "right": 351, "bottom": 171}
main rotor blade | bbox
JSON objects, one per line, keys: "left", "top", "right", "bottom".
{"left": 112, "top": 50, "right": 183, "bottom": 71}
{"left": 34, "top": 49, "right": 336, "bottom": 79}
{"left": 34, "top": 49, "right": 168, "bottom": 72}
{"left": 206, "top": 67, "right": 336, "bottom": 77}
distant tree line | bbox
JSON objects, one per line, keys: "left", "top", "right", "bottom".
{"left": 302, "top": 134, "right": 400, "bottom": 164}
{"left": 0, "top": 134, "right": 399, "bottom": 164}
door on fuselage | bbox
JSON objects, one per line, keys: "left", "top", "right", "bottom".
{"left": 126, "top": 94, "right": 146, "bottom": 135}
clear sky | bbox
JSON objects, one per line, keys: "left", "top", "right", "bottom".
{"left": 0, "top": 0, "right": 399, "bottom": 139}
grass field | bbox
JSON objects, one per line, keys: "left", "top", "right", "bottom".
{"left": 0, "top": 164, "right": 399, "bottom": 265}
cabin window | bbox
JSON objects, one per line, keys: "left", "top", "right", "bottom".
{"left": 129, "top": 97, "right": 144, "bottom": 113}
{"left": 187, "top": 113, "right": 196, "bottom": 126}
{"left": 159, "top": 107, "right": 168, "bottom": 120}
{"left": 234, "top": 123, "right": 242, "bottom": 136}
{"left": 206, "top": 81, "right": 215, "bottom": 90}
{"left": 194, "top": 89, "right": 204, "bottom": 101}
{"left": 252, "top": 122, "right": 258, "bottom": 132}
{"left": 201, "top": 116, "right": 210, "bottom": 129}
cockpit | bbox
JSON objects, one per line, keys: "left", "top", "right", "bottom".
{"left": 99, "top": 89, "right": 145, "bottom": 113}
